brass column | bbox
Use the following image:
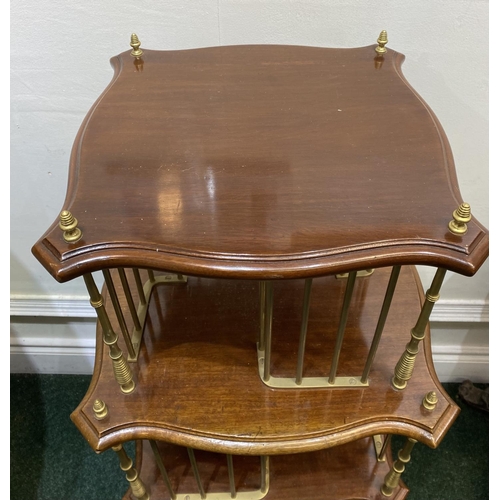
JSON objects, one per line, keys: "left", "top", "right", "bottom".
{"left": 392, "top": 267, "right": 446, "bottom": 390}
{"left": 84, "top": 273, "right": 135, "bottom": 394}
{"left": 381, "top": 438, "right": 417, "bottom": 497}
{"left": 113, "top": 443, "right": 149, "bottom": 500}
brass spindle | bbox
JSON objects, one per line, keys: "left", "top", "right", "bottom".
{"left": 361, "top": 266, "right": 401, "bottom": 383}
{"left": 147, "top": 270, "right": 156, "bottom": 283}
{"left": 149, "top": 440, "right": 176, "bottom": 499}
{"left": 392, "top": 267, "right": 447, "bottom": 389}
{"left": 83, "top": 273, "right": 135, "bottom": 394}
{"left": 112, "top": 443, "right": 149, "bottom": 500}
{"left": 227, "top": 454, "right": 236, "bottom": 498}
{"left": 328, "top": 271, "right": 357, "bottom": 384}
{"left": 263, "top": 281, "right": 274, "bottom": 382}
{"left": 296, "top": 278, "right": 313, "bottom": 385}
{"left": 259, "top": 282, "right": 266, "bottom": 350}
{"left": 118, "top": 268, "right": 142, "bottom": 331}
{"left": 102, "top": 269, "right": 135, "bottom": 358}
{"left": 260, "top": 456, "right": 269, "bottom": 493}
{"left": 132, "top": 268, "right": 147, "bottom": 305}
{"left": 381, "top": 438, "right": 417, "bottom": 497}
{"left": 187, "top": 448, "right": 206, "bottom": 499}
{"left": 374, "top": 434, "right": 391, "bottom": 461}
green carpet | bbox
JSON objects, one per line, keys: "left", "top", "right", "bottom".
{"left": 11, "top": 375, "right": 488, "bottom": 499}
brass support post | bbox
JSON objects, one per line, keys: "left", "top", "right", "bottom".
{"left": 381, "top": 438, "right": 417, "bottom": 497}
{"left": 227, "top": 454, "right": 237, "bottom": 498}
{"left": 263, "top": 282, "right": 274, "bottom": 382}
{"left": 84, "top": 273, "right": 135, "bottom": 394}
{"left": 147, "top": 270, "right": 156, "bottom": 283}
{"left": 392, "top": 268, "right": 447, "bottom": 390}
{"left": 373, "top": 434, "right": 391, "bottom": 462}
{"left": 259, "top": 282, "right": 266, "bottom": 350}
{"left": 329, "top": 271, "right": 357, "bottom": 384}
{"left": 113, "top": 444, "right": 149, "bottom": 500}
{"left": 149, "top": 440, "right": 176, "bottom": 499}
{"left": 296, "top": 278, "right": 313, "bottom": 385}
{"left": 187, "top": 448, "right": 206, "bottom": 499}
{"left": 118, "top": 268, "right": 142, "bottom": 331}
{"left": 102, "top": 269, "right": 135, "bottom": 359}
{"left": 361, "top": 266, "right": 401, "bottom": 383}
{"left": 132, "top": 268, "right": 147, "bottom": 305}
{"left": 260, "top": 456, "right": 270, "bottom": 494}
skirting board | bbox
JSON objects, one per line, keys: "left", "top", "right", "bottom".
{"left": 10, "top": 297, "right": 489, "bottom": 382}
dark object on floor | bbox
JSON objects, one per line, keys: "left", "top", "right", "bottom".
{"left": 458, "top": 380, "right": 489, "bottom": 412}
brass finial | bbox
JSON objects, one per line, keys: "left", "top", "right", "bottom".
{"left": 93, "top": 399, "right": 108, "bottom": 420}
{"left": 422, "top": 391, "right": 438, "bottom": 411}
{"left": 130, "top": 33, "right": 143, "bottom": 58}
{"left": 448, "top": 202, "right": 471, "bottom": 235}
{"left": 375, "top": 30, "right": 388, "bottom": 55}
{"left": 59, "top": 210, "right": 82, "bottom": 243}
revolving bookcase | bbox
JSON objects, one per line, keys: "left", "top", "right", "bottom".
{"left": 32, "top": 32, "right": 489, "bottom": 500}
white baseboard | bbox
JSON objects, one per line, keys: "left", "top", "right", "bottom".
{"left": 10, "top": 297, "right": 489, "bottom": 381}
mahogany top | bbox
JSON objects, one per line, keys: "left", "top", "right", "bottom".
{"left": 32, "top": 44, "right": 488, "bottom": 282}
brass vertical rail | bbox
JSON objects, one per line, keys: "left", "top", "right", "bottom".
{"left": 227, "top": 454, "right": 236, "bottom": 498}
{"left": 147, "top": 270, "right": 156, "bottom": 283}
{"left": 102, "top": 269, "right": 135, "bottom": 359}
{"left": 260, "top": 456, "right": 269, "bottom": 493}
{"left": 296, "top": 278, "right": 313, "bottom": 385}
{"left": 392, "top": 267, "right": 447, "bottom": 389}
{"left": 263, "top": 281, "right": 274, "bottom": 382}
{"left": 149, "top": 440, "right": 176, "bottom": 499}
{"left": 118, "top": 268, "right": 142, "bottom": 331}
{"left": 83, "top": 273, "right": 135, "bottom": 394}
{"left": 259, "top": 282, "right": 266, "bottom": 350}
{"left": 328, "top": 271, "right": 357, "bottom": 384}
{"left": 381, "top": 438, "right": 417, "bottom": 497}
{"left": 112, "top": 443, "right": 149, "bottom": 500}
{"left": 361, "top": 266, "right": 401, "bottom": 383}
{"left": 379, "top": 434, "right": 391, "bottom": 461}
{"left": 187, "top": 448, "right": 206, "bottom": 499}
{"left": 133, "top": 268, "right": 147, "bottom": 305}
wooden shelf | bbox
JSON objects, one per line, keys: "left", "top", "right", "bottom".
{"left": 123, "top": 437, "right": 409, "bottom": 500}
{"left": 32, "top": 44, "right": 488, "bottom": 282}
{"left": 72, "top": 266, "right": 458, "bottom": 454}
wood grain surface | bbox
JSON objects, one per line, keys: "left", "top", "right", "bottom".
{"left": 122, "top": 438, "right": 409, "bottom": 500}
{"left": 71, "top": 266, "right": 459, "bottom": 455}
{"left": 32, "top": 44, "right": 488, "bottom": 282}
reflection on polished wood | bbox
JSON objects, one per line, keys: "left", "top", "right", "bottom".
{"left": 72, "top": 266, "right": 459, "bottom": 455}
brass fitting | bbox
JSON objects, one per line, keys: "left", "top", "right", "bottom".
{"left": 130, "top": 33, "right": 143, "bottom": 58}
{"left": 375, "top": 30, "right": 388, "bottom": 55}
{"left": 449, "top": 202, "right": 471, "bottom": 235}
{"left": 59, "top": 210, "right": 82, "bottom": 243}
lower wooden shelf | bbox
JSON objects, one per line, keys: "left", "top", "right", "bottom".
{"left": 72, "top": 266, "right": 459, "bottom": 455}
{"left": 123, "top": 437, "right": 408, "bottom": 500}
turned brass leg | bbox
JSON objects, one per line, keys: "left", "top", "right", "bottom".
{"left": 381, "top": 438, "right": 417, "bottom": 497}
{"left": 392, "top": 268, "right": 446, "bottom": 389}
{"left": 113, "top": 444, "right": 149, "bottom": 500}
{"left": 84, "top": 273, "right": 135, "bottom": 394}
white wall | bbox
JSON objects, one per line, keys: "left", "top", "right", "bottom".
{"left": 11, "top": 1, "right": 489, "bottom": 379}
